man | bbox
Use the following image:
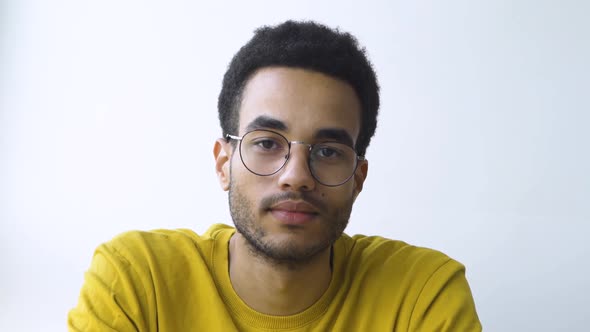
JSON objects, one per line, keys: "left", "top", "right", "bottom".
{"left": 69, "top": 21, "right": 481, "bottom": 331}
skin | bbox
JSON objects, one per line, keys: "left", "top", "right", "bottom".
{"left": 213, "top": 67, "right": 368, "bottom": 315}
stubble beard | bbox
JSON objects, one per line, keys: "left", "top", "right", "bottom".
{"left": 228, "top": 170, "right": 353, "bottom": 269}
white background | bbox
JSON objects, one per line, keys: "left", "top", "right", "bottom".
{"left": 1, "top": 0, "right": 589, "bottom": 331}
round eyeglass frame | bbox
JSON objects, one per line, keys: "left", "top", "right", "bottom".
{"left": 226, "top": 129, "right": 365, "bottom": 187}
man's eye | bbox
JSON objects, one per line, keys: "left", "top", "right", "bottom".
{"left": 315, "top": 146, "right": 341, "bottom": 158}
{"left": 259, "top": 140, "right": 276, "bottom": 149}
{"left": 253, "top": 139, "right": 282, "bottom": 151}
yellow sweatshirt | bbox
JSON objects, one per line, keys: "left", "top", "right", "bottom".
{"left": 69, "top": 224, "right": 481, "bottom": 331}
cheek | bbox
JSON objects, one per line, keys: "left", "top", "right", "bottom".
{"left": 231, "top": 159, "right": 271, "bottom": 196}
{"left": 232, "top": 167, "right": 258, "bottom": 189}
{"left": 318, "top": 184, "right": 355, "bottom": 203}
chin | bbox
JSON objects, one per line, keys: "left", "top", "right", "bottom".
{"left": 248, "top": 231, "right": 331, "bottom": 264}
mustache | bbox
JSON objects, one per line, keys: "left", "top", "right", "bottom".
{"left": 260, "top": 192, "right": 327, "bottom": 212}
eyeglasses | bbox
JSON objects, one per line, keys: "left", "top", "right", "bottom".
{"left": 226, "top": 129, "right": 364, "bottom": 187}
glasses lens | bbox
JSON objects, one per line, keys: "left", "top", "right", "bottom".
{"left": 240, "top": 130, "right": 289, "bottom": 175}
{"left": 310, "top": 143, "right": 358, "bottom": 186}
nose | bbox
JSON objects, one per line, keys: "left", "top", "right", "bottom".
{"left": 276, "top": 143, "right": 316, "bottom": 192}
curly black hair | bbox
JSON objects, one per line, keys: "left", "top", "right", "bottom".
{"left": 218, "top": 20, "right": 380, "bottom": 157}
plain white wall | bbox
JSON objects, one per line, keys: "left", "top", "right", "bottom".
{"left": 1, "top": 0, "right": 589, "bottom": 331}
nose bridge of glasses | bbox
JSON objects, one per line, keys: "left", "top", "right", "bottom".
{"left": 282, "top": 141, "right": 312, "bottom": 172}
{"left": 287, "top": 141, "right": 313, "bottom": 159}
{"left": 289, "top": 140, "right": 312, "bottom": 149}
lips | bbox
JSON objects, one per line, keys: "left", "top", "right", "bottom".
{"left": 268, "top": 200, "right": 319, "bottom": 225}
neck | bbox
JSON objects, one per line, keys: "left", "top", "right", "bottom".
{"left": 228, "top": 232, "right": 332, "bottom": 315}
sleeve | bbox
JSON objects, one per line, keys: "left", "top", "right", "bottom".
{"left": 408, "top": 259, "right": 482, "bottom": 332}
{"left": 68, "top": 238, "right": 153, "bottom": 332}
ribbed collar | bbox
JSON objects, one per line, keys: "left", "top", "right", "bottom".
{"left": 210, "top": 227, "right": 349, "bottom": 330}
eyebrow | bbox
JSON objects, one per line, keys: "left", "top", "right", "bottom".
{"left": 314, "top": 128, "right": 354, "bottom": 148}
{"left": 244, "top": 115, "right": 287, "bottom": 133}
{"left": 244, "top": 115, "right": 355, "bottom": 148}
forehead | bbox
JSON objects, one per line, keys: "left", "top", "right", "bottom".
{"left": 237, "top": 67, "right": 362, "bottom": 142}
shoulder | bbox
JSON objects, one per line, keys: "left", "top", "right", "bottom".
{"left": 335, "top": 234, "right": 481, "bottom": 330}
{"left": 100, "top": 223, "right": 234, "bottom": 270}
{"left": 341, "top": 234, "right": 458, "bottom": 272}
{"left": 70, "top": 224, "right": 236, "bottom": 330}
{"left": 337, "top": 234, "right": 466, "bottom": 294}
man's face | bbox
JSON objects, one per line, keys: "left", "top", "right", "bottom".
{"left": 215, "top": 67, "right": 368, "bottom": 264}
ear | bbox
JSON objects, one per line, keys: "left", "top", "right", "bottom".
{"left": 213, "top": 138, "right": 232, "bottom": 191}
{"left": 352, "top": 159, "right": 368, "bottom": 201}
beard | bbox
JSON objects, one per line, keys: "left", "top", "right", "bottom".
{"left": 228, "top": 169, "right": 353, "bottom": 267}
